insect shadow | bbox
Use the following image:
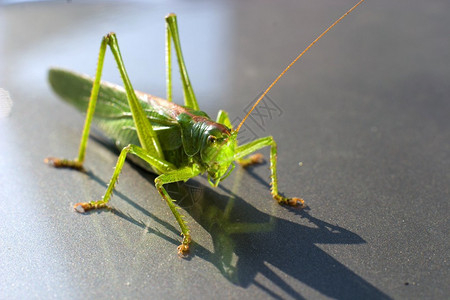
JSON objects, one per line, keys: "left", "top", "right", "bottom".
{"left": 86, "top": 134, "right": 390, "bottom": 299}
{"left": 88, "top": 140, "right": 390, "bottom": 299}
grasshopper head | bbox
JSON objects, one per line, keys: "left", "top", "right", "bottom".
{"left": 202, "top": 129, "right": 237, "bottom": 187}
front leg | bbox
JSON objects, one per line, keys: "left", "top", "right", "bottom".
{"left": 215, "top": 109, "right": 264, "bottom": 168}
{"left": 155, "top": 166, "right": 201, "bottom": 256}
{"left": 235, "top": 136, "right": 305, "bottom": 207}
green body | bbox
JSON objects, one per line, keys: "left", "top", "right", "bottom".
{"left": 46, "top": 14, "right": 303, "bottom": 255}
{"left": 49, "top": 68, "right": 234, "bottom": 182}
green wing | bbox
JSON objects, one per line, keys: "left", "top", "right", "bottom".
{"left": 48, "top": 68, "right": 181, "bottom": 151}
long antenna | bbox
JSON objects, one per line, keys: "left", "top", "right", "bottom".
{"left": 235, "top": 0, "right": 365, "bottom": 133}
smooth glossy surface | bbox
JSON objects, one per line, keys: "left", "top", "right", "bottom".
{"left": 1, "top": 1, "right": 449, "bottom": 299}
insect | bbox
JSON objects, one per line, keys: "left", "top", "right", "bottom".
{"left": 45, "top": 1, "right": 364, "bottom": 255}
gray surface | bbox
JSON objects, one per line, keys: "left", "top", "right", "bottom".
{"left": 1, "top": 0, "right": 449, "bottom": 299}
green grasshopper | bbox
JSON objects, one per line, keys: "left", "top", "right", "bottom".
{"left": 45, "top": 1, "right": 364, "bottom": 255}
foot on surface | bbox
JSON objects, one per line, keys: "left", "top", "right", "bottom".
{"left": 274, "top": 195, "right": 306, "bottom": 208}
{"left": 73, "top": 202, "right": 108, "bottom": 213}
{"left": 177, "top": 236, "right": 191, "bottom": 257}
{"left": 238, "top": 153, "right": 264, "bottom": 168}
{"left": 45, "top": 157, "right": 85, "bottom": 172}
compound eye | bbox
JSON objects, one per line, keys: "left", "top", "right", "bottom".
{"left": 207, "top": 135, "right": 217, "bottom": 144}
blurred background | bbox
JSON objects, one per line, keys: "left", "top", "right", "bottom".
{"left": 1, "top": 1, "right": 449, "bottom": 299}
